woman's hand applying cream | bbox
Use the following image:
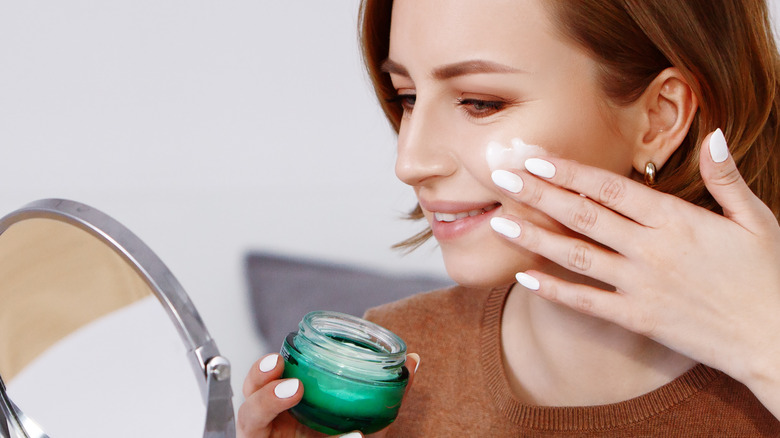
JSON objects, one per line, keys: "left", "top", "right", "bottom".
{"left": 489, "top": 129, "right": 780, "bottom": 419}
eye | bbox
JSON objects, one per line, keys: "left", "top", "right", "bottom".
{"left": 456, "top": 97, "right": 507, "bottom": 119}
{"left": 386, "top": 93, "right": 416, "bottom": 114}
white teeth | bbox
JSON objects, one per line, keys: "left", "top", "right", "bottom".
{"left": 434, "top": 205, "right": 498, "bottom": 222}
{"left": 436, "top": 212, "right": 458, "bottom": 222}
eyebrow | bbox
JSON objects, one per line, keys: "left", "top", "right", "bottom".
{"left": 380, "top": 58, "right": 524, "bottom": 80}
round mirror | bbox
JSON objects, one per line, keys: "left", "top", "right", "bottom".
{"left": 0, "top": 199, "right": 235, "bottom": 438}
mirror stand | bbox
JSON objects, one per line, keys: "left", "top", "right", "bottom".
{"left": 0, "top": 199, "right": 235, "bottom": 438}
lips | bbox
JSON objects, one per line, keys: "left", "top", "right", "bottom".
{"left": 422, "top": 200, "right": 501, "bottom": 241}
{"left": 433, "top": 203, "right": 499, "bottom": 222}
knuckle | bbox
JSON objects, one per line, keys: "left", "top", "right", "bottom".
{"left": 567, "top": 244, "right": 593, "bottom": 272}
{"left": 241, "top": 376, "right": 256, "bottom": 400}
{"left": 561, "top": 164, "right": 579, "bottom": 189}
{"left": 539, "top": 280, "right": 558, "bottom": 301}
{"left": 237, "top": 403, "right": 250, "bottom": 423}
{"left": 236, "top": 403, "right": 261, "bottom": 433}
{"left": 629, "top": 309, "right": 658, "bottom": 337}
{"left": 598, "top": 176, "right": 627, "bottom": 208}
{"left": 568, "top": 199, "right": 599, "bottom": 233}
{"left": 573, "top": 291, "right": 595, "bottom": 314}
{"left": 518, "top": 223, "right": 543, "bottom": 252}
{"left": 525, "top": 180, "right": 545, "bottom": 206}
{"left": 710, "top": 163, "right": 743, "bottom": 187}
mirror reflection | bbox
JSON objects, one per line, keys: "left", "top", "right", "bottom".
{"left": 0, "top": 199, "right": 235, "bottom": 438}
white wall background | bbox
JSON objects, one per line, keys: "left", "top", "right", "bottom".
{"left": 2, "top": 0, "right": 779, "bottom": 420}
{"left": 0, "top": 0, "right": 448, "bottom": 407}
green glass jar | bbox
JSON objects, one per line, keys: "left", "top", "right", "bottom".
{"left": 280, "top": 311, "right": 409, "bottom": 435}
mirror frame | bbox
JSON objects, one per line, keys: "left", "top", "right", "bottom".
{"left": 0, "top": 199, "right": 235, "bottom": 438}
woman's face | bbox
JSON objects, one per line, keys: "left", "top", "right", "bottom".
{"left": 386, "top": 0, "right": 640, "bottom": 287}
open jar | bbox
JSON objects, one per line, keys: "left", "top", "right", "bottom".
{"left": 280, "top": 311, "right": 409, "bottom": 435}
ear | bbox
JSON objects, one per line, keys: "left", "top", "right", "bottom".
{"left": 630, "top": 67, "right": 698, "bottom": 174}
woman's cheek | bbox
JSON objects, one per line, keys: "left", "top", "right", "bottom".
{"left": 484, "top": 136, "right": 552, "bottom": 172}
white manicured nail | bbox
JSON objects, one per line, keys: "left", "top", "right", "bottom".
{"left": 407, "top": 353, "right": 421, "bottom": 373}
{"left": 338, "top": 433, "right": 363, "bottom": 438}
{"left": 516, "top": 272, "right": 540, "bottom": 290}
{"left": 274, "top": 379, "right": 299, "bottom": 399}
{"left": 524, "top": 158, "right": 556, "bottom": 178}
{"left": 491, "top": 170, "right": 524, "bottom": 193}
{"left": 709, "top": 128, "right": 729, "bottom": 163}
{"left": 490, "top": 217, "right": 521, "bottom": 238}
{"left": 258, "top": 354, "right": 279, "bottom": 373}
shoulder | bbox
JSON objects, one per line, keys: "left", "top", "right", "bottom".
{"left": 364, "top": 285, "right": 492, "bottom": 333}
{"left": 363, "top": 284, "right": 505, "bottom": 362}
{"left": 364, "top": 285, "right": 511, "bottom": 436}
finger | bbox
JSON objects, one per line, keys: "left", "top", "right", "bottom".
{"left": 492, "top": 168, "right": 644, "bottom": 255}
{"left": 699, "top": 128, "right": 777, "bottom": 231}
{"left": 404, "top": 352, "right": 420, "bottom": 396}
{"left": 243, "top": 353, "right": 284, "bottom": 399}
{"left": 515, "top": 270, "right": 657, "bottom": 337}
{"left": 237, "top": 378, "right": 303, "bottom": 437}
{"left": 364, "top": 353, "right": 419, "bottom": 438}
{"left": 490, "top": 215, "right": 630, "bottom": 288}
{"left": 520, "top": 157, "right": 672, "bottom": 228}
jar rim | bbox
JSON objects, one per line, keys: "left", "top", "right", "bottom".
{"left": 298, "top": 310, "right": 407, "bottom": 366}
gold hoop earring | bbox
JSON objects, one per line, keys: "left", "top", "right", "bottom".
{"left": 644, "top": 162, "right": 657, "bottom": 186}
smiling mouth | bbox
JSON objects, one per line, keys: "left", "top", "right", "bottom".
{"left": 433, "top": 203, "right": 500, "bottom": 223}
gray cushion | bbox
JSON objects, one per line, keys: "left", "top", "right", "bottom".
{"left": 244, "top": 252, "right": 452, "bottom": 345}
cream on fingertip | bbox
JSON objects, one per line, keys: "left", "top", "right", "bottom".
{"left": 516, "top": 272, "right": 540, "bottom": 290}
{"left": 709, "top": 128, "right": 729, "bottom": 163}
{"left": 338, "top": 432, "right": 363, "bottom": 438}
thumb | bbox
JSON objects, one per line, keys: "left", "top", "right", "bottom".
{"left": 366, "top": 353, "right": 419, "bottom": 437}
{"left": 404, "top": 353, "right": 420, "bottom": 395}
{"left": 699, "top": 128, "right": 774, "bottom": 230}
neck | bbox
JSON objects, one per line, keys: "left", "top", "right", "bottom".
{"left": 501, "top": 283, "right": 696, "bottom": 406}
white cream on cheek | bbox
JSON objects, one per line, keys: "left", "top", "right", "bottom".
{"left": 485, "top": 137, "right": 549, "bottom": 171}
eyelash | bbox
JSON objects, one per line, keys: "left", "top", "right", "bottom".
{"left": 386, "top": 93, "right": 509, "bottom": 119}
{"left": 386, "top": 94, "right": 417, "bottom": 114}
{"left": 456, "top": 97, "right": 507, "bottom": 119}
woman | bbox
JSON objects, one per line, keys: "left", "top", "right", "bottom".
{"left": 239, "top": 0, "right": 780, "bottom": 436}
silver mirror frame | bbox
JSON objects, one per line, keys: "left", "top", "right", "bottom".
{"left": 0, "top": 199, "right": 235, "bottom": 438}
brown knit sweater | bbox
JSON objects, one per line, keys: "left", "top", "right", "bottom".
{"left": 364, "top": 285, "right": 780, "bottom": 437}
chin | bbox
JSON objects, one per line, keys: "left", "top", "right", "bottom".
{"left": 438, "top": 237, "right": 550, "bottom": 289}
{"left": 448, "top": 275, "right": 514, "bottom": 289}
{"left": 441, "top": 254, "right": 522, "bottom": 289}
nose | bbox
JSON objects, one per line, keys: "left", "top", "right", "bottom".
{"left": 394, "top": 101, "right": 457, "bottom": 186}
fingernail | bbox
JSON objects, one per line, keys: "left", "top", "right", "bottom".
{"left": 274, "top": 379, "right": 299, "bottom": 399}
{"left": 525, "top": 158, "right": 556, "bottom": 178}
{"left": 258, "top": 354, "right": 279, "bottom": 373}
{"left": 407, "top": 352, "right": 421, "bottom": 373}
{"left": 516, "top": 272, "right": 540, "bottom": 290}
{"left": 490, "top": 217, "right": 521, "bottom": 238}
{"left": 709, "top": 128, "right": 729, "bottom": 163}
{"left": 338, "top": 432, "right": 363, "bottom": 438}
{"left": 491, "top": 169, "right": 524, "bottom": 193}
